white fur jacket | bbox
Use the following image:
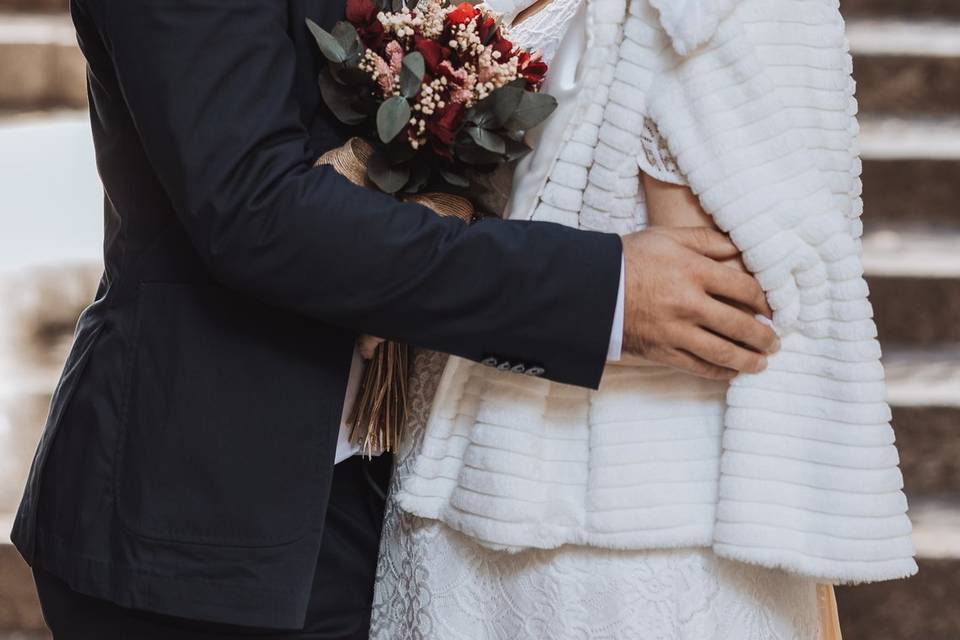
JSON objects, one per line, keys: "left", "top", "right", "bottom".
{"left": 396, "top": 0, "right": 918, "bottom": 584}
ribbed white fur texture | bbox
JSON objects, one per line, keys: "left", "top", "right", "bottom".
{"left": 396, "top": 0, "right": 917, "bottom": 584}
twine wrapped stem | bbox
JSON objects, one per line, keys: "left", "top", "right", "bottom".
{"left": 316, "top": 138, "right": 474, "bottom": 455}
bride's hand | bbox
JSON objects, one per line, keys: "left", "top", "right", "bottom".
{"left": 610, "top": 174, "right": 777, "bottom": 378}
{"left": 642, "top": 173, "right": 748, "bottom": 274}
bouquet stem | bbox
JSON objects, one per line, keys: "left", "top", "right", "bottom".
{"left": 348, "top": 340, "right": 410, "bottom": 457}
{"left": 317, "top": 137, "right": 473, "bottom": 455}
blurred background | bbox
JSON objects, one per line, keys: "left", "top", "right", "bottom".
{"left": 0, "top": 0, "right": 958, "bottom": 638}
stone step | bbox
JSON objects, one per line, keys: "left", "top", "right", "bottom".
{"left": 860, "top": 117, "right": 960, "bottom": 228}
{"left": 0, "top": 0, "right": 62, "bottom": 11}
{"left": 0, "top": 12, "right": 85, "bottom": 111}
{"left": 883, "top": 346, "right": 960, "bottom": 495}
{"left": 836, "top": 495, "right": 960, "bottom": 640}
{"left": 851, "top": 20, "right": 960, "bottom": 117}
{"left": 842, "top": 0, "right": 960, "bottom": 20}
{"left": 861, "top": 225, "right": 960, "bottom": 345}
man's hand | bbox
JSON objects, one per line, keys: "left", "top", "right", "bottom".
{"left": 621, "top": 227, "right": 779, "bottom": 380}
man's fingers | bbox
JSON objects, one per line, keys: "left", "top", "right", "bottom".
{"left": 666, "top": 227, "right": 740, "bottom": 261}
{"left": 701, "top": 262, "right": 773, "bottom": 318}
{"left": 698, "top": 298, "right": 780, "bottom": 354}
{"left": 655, "top": 348, "right": 739, "bottom": 381}
{"left": 682, "top": 328, "right": 768, "bottom": 374}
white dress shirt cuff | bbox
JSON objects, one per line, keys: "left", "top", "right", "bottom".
{"left": 606, "top": 257, "right": 625, "bottom": 361}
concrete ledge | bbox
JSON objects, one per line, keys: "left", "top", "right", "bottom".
{"left": 842, "top": 0, "right": 960, "bottom": 20}
{"left": 837, "top": 556, "right": 960, "bottom": 640}
{"left": 0, "top": 14, "right": 85, "bottom": 110}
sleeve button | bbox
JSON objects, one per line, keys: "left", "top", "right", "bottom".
{"left": 526, "top": 366, "right": 545, "bottom": 377}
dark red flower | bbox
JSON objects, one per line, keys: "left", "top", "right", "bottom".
{"left": 491, "top": 34, "right": 514, "bottom": 60}
{"left": 427, "top": 102, "right": 466, "bottom": 157}
{"left": 477, "top": 15, "right": 497, "bottom": 43}
{"left": 521, "top": 60, "right": 548, "bottom": 86}
{"left": 345, "top": 0, "right": 377, "bottom": 25}
{"left": 415, "top": 35, "right": 445, "bottom": 72}
{"left": 447, "top": 2, "right": 479, "bottom": 25}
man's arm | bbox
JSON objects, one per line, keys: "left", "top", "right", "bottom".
{"left": 89, "top": 0, "right": 621, "bottom": 388}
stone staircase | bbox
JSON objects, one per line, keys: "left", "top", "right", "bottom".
{"left": 838, "top": 2, "right": 960, "bottom": 638}
{"left": 1, "top": 1, "right": 960, "bottom": 639}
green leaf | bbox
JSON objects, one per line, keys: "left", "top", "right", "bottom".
{"left": 318, "top": 70, "right": 366, "bottom": 125}
{"left": 332, "top": 21, "right": 363, "bottom": 59}
{"left": 404, "top": 161, "right": 431, "bottom": 193}
{"left": 466, "top": 126, "right": 506, "bottom": 154}
{"left": 381, "top": 141, "right": 418, "bottom": 165}
{"left": 376, "top": 96, "right": 412, "bottom": 143}
{"left": 504, "top": 137, "right": 533, "bottom": 162}
{"left": 455, "top": 140, "right": 503, "bottom": 165}
{"left": 399, "top": 52, "right": 425, "bottom": 99}
{"left": 504, "top": 91, "right": 558, "bottom": 131}
{"left": 306, "top": 19, "right": 347, "bottom": 64}
{"left": 367, "top": 152, "right": 411, "bottom": 194}
{"left": 439, "top": 169, "right": 470, "bottom": 187}
{"left": 490, "top": 84, "right": 525, "bottom": 128}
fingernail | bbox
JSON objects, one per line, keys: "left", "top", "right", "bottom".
{"left": 757, "top": 357, "right": 768, "bottom": 372}
{"left": 770, "top": 337, "right": 781, "bottom": 354}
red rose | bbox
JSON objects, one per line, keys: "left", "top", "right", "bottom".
{"left": 447, "top": 2, "right": 479, "bottom": 25}
{"left": 427, "top": 102, "right": 466, "bottom": 157}
{"left": 521, "top": 60, "right": 548, "bottom": 86}
{"left": 491, "top": 34, "right": 514, "bottom": 60}
{"left": 358, "top": 19, "right": 385, "bottom": 49}
{"left": 345, "top": 0, "right": 377, "bottom": 25}
{"left": 415, "top": 35, "right": 444, "bottom": 72}
{"left": 477, "top": 15, "right": 497, "bottom": 43}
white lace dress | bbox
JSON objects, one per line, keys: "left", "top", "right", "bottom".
{"left": 370, "top": 2, "right": 824, "bottom": 638}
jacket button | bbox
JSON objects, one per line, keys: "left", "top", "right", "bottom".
{"left": 526, "top": 366, "right": 545, "bottom": 377}
{"left": 481, "top": 357, "right": 498, "bottom": 367}
{"left": 511, "top": 363, "right": 527, "bottom": 374}
{"left": 496, "top": 361, "right": 512, "bottom": 371}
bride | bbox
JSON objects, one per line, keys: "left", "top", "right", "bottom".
{"left": 371, "top": 0, "right": 916, "bottom": 637}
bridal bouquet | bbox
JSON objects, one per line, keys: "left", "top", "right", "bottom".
{"left": 307, "top": 0, "right": 555, "bottom": 193}
{"left": 307, "top": 0, "right": 556, "bottom": 454}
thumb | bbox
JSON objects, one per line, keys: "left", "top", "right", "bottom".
{"left": 668, "top": 227, "right": 740, "bottom": 261}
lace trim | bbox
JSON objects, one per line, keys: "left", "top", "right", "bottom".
{"left": 639, "top": 117, "right": 687, "bottom": 186}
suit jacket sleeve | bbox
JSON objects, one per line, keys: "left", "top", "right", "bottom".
{"left": 88, "top": 0, "right": 622, "bottom": 388}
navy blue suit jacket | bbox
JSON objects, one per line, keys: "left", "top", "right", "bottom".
{"left": 12, "top": 0, "right": 622, "bottom": 629}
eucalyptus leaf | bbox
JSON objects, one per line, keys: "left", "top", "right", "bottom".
{"left": 381, "top": 141, "right": 417, "bottom": 164}
{"left": 332, "top": 21, "right": 364, "bottom": 60}
{"left": 306, "top": 19, "right": 347, "bottom": 64}
{"left": 490, "top": 84, "right": 524, "bottom": 128}
{"left": 376, "top": 96, "right": 412, "bottom": 143}
{"left": 504, "top": 138, "right": 533, "bottom": 162}
{"left": 318, "top": 70, "right": 366, "bottom": 125}
{"left": 466, "top": 126, "right": 506, "bottom": 154}
{"left": 466, "top": 101, "right": 497, "bottom": 129}
{"left": 404, "top": 161, "right": 432, "bottom": 193}
{"left": 504, "top": 91, "right": 558, "bottom": 131}
{"left": 439, "top": 169, "right": 470, "bottom": 187}
{"left": 399, "top": 52, "right": 426, "bottom": 99}
{"left": 456, "top": 140, "right": 503, "bottom": 166}
{"left": 367, "top": 152, "right": 411, "bottom": 194}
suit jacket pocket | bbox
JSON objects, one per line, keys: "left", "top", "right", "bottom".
{"left": 116, "top": 282, "right": 331, "bottom": 547}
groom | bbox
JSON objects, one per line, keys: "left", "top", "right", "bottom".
{"left": 13, "top": 1, "right": 778, "bottom": 638}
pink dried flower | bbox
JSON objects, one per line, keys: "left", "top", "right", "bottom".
{"left": 373, "top": 53, "right": 394, "bottom": 94}
{"left": 386, "top": 41, "right": 404, "bottom": 76}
